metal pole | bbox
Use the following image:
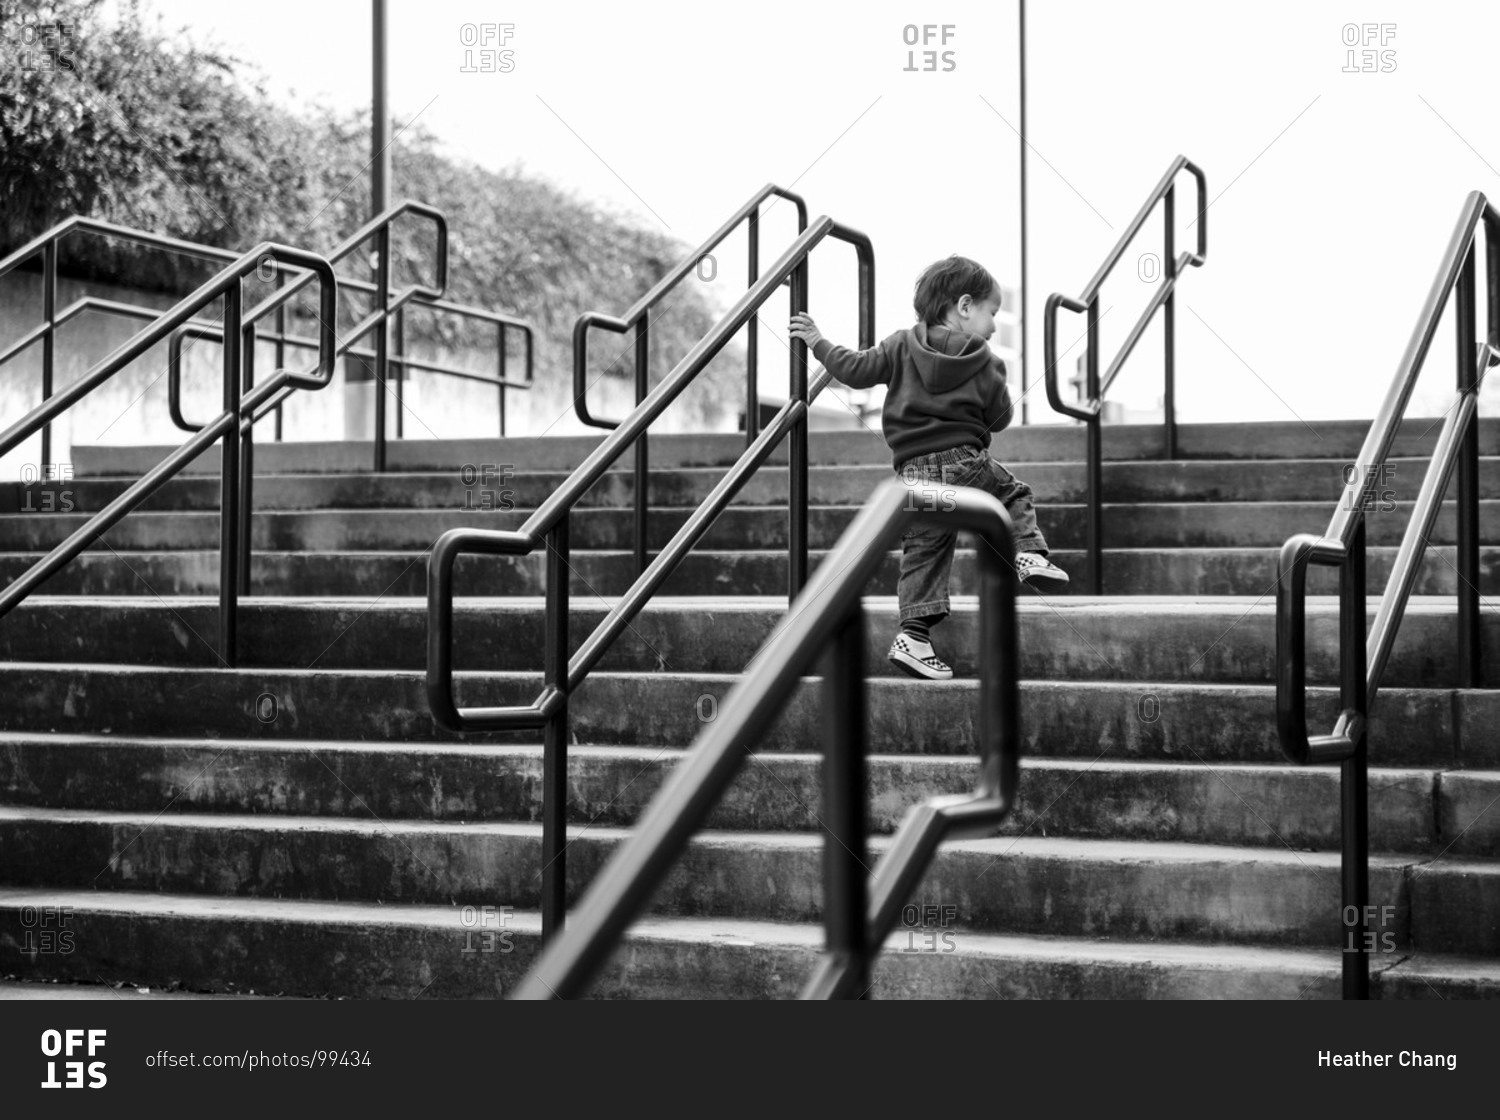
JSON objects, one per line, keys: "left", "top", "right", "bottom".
{"left": 372, "top": 0, "right": 389, "bottom": 216}
{"left": 1163, "top": 183, "right": 1177, "bottom": 459}
{"left": 374, "top": 223, "right": 391, "bottom": 472}
{"left": 1018, "top": 0, "right": 1029, "bottom": 425}
{"left": 822, "top": 609, "right": 868, "bottom": 997}
{"left": 372, "top": 0, "right": 390, "bottom": 471}
{"left": 634, "top": 318, "right": 649, "bottom": 576}
{"left": 498, "top": 321, "right": 508, "bottom": 437}
{"left": 238, "top": 326, "right": 254, "bottom": 595}
{"left": 41, "top": 241, "right": 56, "bottom": 470}
{"left": 219, "top": 284, "right": 242, "bottom": 667}
{"left": 747, "top": 208, "right": 760, "bottom": 444}
{"left": 1455, "top": 244, "right": 1480, "bottom": 688}
{"left": 1086, "top": 298, "right": 1102, "bottom": 593}
{"left": 1341, "top": 518, "right": 1369, "bottom": 999}
{"left": 273, "top": 276, "right": 286, "bottom": 442}
{"left": 394, "top": 307, "right": 405, "bottom": 440}
{"left": 541, "top": 517, "right": 570, "bottom": 942}
{"left": 789, "top": 258, "right": 810, "bottom": 601}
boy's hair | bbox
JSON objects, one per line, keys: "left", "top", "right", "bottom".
{"left": 913, "top": 256, "right": 999, "bottom": 325}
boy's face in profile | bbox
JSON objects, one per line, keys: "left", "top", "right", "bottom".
{"left": 945, "top": 286, "right": 1004, "bottom": 341}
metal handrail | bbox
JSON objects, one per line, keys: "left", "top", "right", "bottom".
{"left": 572, "top": 183, "right": 809, "bottom": 575}
{"left": 0, "top": 242, "right": 339, "bottom": 664}
{"left": 1044, "top": 155, "right": 1208, "bottom": 592}
{"left": 428, "top": 213, "right": 874, "bottom": 942}
{"left": 164, "top": 199, "right": 446, "bottom": 453}
{"left": 511, "top": 478, "right": 1021, "bottom": 999}
{"left": 166, "top": 302, "right": 534, "bottom": 436}
{"left": 0, "top": 215, "right": 321, "bottom": 468}
{"left": 1276, "top": 191, "right": 1499, "bottom": 999}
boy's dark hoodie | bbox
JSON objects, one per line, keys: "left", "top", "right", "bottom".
{"left": 811, "top": 324, "right": 1012, "bottom": 467}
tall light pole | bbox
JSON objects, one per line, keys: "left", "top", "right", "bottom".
{"left": 1019, "top": 0, "right": 1030, "bottom": 424}
{"left": 372, "top": 0, "right": 389, "bottom": 217}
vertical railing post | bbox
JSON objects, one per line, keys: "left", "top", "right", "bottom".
{"left": 272, "top": 271, "right": 286, "bottom": 442}
{"left": 1341, "top": 518, "right": 1369, "bottom": 999}
{"left": 1163, "top": 183, "right": 1178, "bottom": 460}
{"left": 394, "top": 305, "right": 406, "bottom": 440}
{"left": 1455, "top": 243, "right": 1480, "bottom": 689}
{"left": 788, "top": 257, "right": 810, "bottom": 602}
{"left": 541, "top": 516, "right": 570, "bottom": 943}
{"left": 498, "top": 321, "right": 508, "bottom": 438}
{"left": 237, "top": 323, "right": 255, "bottom": 596}
{"left": 821, "top": 608, "right": 868, "bottom": 998}
{"left": 633, "top": 317, "right": 650, "bottom": 577}
{"left": 373, "top": 223, "right": 391, "bottom": 472}
{"left": 41, "top": 240, "right": 56, "bottom": 471}
{"left": 1085, "top": 297, "right": 1103, "bottom": 594}
{"left": 219, "top": 283, "right": 243, "bottom": 667}
{"left": 746, "top": 207, "right": 760, "bottom": 445}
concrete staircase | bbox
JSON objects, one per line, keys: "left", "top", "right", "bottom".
{"left": 1, "top": 418, "right": 1498, "bottom": 998}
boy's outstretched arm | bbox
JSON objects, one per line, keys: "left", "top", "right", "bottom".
{"left": 789, "top": 313, "right": 893, "bottom": 389}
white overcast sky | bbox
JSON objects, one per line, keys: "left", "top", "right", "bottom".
{"left": 121, "top": 0, "right": 1500, "bottom": 425}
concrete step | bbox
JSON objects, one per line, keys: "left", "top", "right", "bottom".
{"left": 0, "top": 664, "right": 1491, "bottom": 766}
{"left": 2, "top": 735, "right": 1477, "bottom": 853}
{"left": 8, "top": 888, "right": 1496, "bottom": 998}
{"left": 4, "top": 545, "right": 1497, "bottom": 598}
{"left": 13, "top": 457, "right": 1500, "bottom": 513}
{"left": 1, "top": 808, "right": 1484, "bottom": 950}
{"left": 4, "top": 500, "right": 1497, "bottom": 553}
{"left": 64, "top": 416, "right": 1500, "bottom": 476}
{"left": 3, "top": 596, "right": 1497, "bottom": 688}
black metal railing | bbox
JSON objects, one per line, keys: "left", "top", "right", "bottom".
{"left": 572, "top": 183, "right": 809, "bottom": 575}
{"left": 1276, "top": 191, "right": 1498, "bottom": 1000}
{"left": 0, "top": 240, "right": 339, "bottom": 662}
{"left": 0, "top": 216, "right": 262, "bottom": 469}
{"left": 510, "top": 478, "right": 1021, "bottom": 999}
{"left": 428, "top": 213, "right": 873, "bottom": 943}
{"left": 1044, "top": 155, "right": 1207, "bottom": 592}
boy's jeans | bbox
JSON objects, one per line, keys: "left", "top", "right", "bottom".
{"left": 895, "top": 444, "right": 1048, "bottom": 624}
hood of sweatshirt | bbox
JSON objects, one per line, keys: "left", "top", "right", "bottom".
{"left": 910, "top": 323, "right": 993, "bottom": 393}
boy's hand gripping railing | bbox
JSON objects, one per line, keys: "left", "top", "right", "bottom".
{"left": 428, "top": 215, "right": 874, "bottom": 943}
{"left": 0, "top": 243, "right": 339, "bottom": 664}
{"left": 510, "top": 478, "right": 1020, "bottom": 999}
{"left": 1043, "top": 155, "right": 1207, "bottom": 593}
{"left": 1277, "top": 191, "right": 1499, "bottom": 999}
{"left": 572, "top": 183, "right": 809, "bottom": 576}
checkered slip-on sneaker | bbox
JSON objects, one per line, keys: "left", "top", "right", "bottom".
{"left": 887, "top": 633, "right": 954, "bottom": 680}
{"left": 1015, "top": 551, "right": 1070, "bottom": 585}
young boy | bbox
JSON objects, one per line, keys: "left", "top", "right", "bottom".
{"left": 789, "top": 254, "right": 1067, "bottom": 681}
